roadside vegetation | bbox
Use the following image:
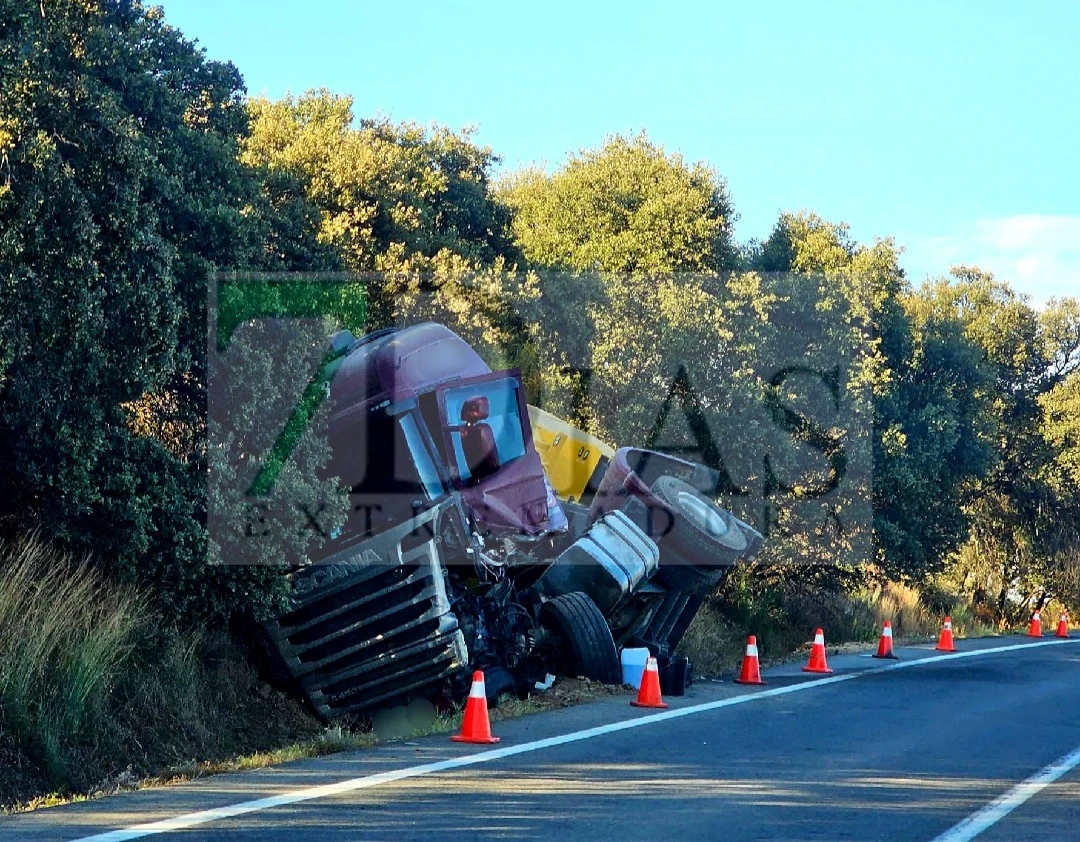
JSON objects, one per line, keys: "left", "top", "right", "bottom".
{"left": 1, "top": 0, "right": 1077, "bottom": 809}
{"left": 0, "top": 537, "right": 328, "bottom": 810}
{"left": 0, "top": 536, "right": 144, "bottom": 790}
{"left": 679, "top": 576, "right": 999, "bottom": 679}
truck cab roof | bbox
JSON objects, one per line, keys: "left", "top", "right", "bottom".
{"left": 329, "top": 323, "right": 493, "bottom": 411}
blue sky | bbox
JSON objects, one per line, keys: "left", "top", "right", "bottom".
{"left": 162, "top": 0, "right": 1078, "bottom": 303}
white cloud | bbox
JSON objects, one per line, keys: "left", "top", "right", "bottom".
{"left": 904, "top": 215, "right": 1080, "bottom": 307}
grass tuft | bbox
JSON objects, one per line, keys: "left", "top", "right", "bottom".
{"left": 0, "top": 535, "right": 145, "bottom": 787}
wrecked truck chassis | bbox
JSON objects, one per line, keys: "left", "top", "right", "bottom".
{"left": 263, "top": 495, "right": 649, "bottom": 720}
{"left": 264, "top": 452, "right": 760, "bottom": 722}
{"left": 260, "top": 322, "right": 763, "bottom": 721}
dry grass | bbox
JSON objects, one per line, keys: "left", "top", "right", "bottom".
{"left": 0, "top": 535, "right": 145, "bottom": 787}
{"left": 3, "top": 647, "right": 623, "bottom": 815}
{"left": 679, "top": 576, "right": 998, "bottom": 678}
{"left": 413, "top": 677, "right": 629, "bottom": 738}
{"left": 6, "top": 725, "right": 378, "bottom": 813}
{"left": 0, "top": 529, "right": 632, "bottom": 814}
{"left": 850, "top": 580, "right": 942, "bottom": 639}
{"left": 124, "top": 725, "right": 377, "bottom": 786}
{"left": 677, "top": 605, "right": 746, "bottom": 678}
{"left": 0, "top": 533, "right": 335, "bottom": 812}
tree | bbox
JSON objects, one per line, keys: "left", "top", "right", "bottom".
{"left": 915, "top": 272, "right": 1080, "bottom": 622}
{"left": 497, "top": 137, "right": 754, "bottom": 463}
{"left": 1036, "top": 370, "right": 1080, "bottom": 608}
{"left": 0, "top": 1, "right": 342, "bottom": 622}
{"left": 1041, "top": 370, "right": 1080, "bottom": 491}
{"left": 504, "top": 166, "right": 874, "bottom": 570}
{"left": 501, "top": 133, "right": 739, "bottom": 276}
{"left": 241, "top": 91, "right": 520, "bottom": 324}
{"left": 753, "top": 214, "right": 993, "bottom": 580}
{"left": 496, "top": 134, "right": 747, "bottom": 439}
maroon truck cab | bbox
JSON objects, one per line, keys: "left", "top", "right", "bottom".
{"left": 326, "top": 323, "right": 551, "bottom": 539}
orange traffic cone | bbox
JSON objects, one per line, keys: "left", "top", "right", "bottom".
{"left": 1056, "top": 611, "right": 1069, "bottom": 638}
{"left": 1028, "top": 611, "right": 1043, "bottom": 637}
{"left": 451, "top": 671, "right": 500, "bottom": 744}
{"left": 630, "top": 656, "right": 668, "bottom": 709}
{"left": 936, "top": 616, "right": 957, "bottom": 652}
{"left": 873, "top": 620, "right": 898, "bottom": 659}
{"left": 802, "top": 628, "right": 834, "bottom": 674}
{"left": 733, "top": 636, "right": 765, "bottom": 685}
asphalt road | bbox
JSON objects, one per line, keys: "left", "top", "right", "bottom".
{"left": 4, "top": 635, "right": 1080, "bottom": 842}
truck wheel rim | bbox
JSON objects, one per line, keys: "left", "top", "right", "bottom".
{"left": 677, "top": 491, "right": 747, "bottom": 550}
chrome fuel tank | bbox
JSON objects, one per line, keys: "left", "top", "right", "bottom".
{"left": 536, "top": 510, "right": 660, "bottom": 615}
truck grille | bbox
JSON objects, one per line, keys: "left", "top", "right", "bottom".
{"left": 263, "top": 503, "right": 469, "bottom": 718}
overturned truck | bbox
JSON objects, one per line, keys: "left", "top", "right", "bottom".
{"left": 263, "top": 323, "right": 763, "bottom": 719}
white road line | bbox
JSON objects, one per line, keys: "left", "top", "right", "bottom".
{"left": 929, "top": 741, "right": 1080, "bottom": 842}
{"left": 72, "top": 637, "right": 1079, "bottom": 842}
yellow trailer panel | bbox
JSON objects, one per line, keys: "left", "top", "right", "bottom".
{"left": 527, "top": 405, "right": 615, "bottom": 503}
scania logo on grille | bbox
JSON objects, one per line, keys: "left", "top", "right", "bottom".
{"left": 289, "top": 548, "right": 383, "bottom": 600}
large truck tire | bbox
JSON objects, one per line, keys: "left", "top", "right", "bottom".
{"left": 650, "top": 476, "right": 750, "bottom": 597}
{"left": 539, "top": 592, "right": 622, "bottom": 685}
{"left": 654, "top": 562, "right": 726, "bottom": 598}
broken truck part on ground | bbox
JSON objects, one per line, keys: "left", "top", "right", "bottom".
{"left": 261, "top": 323, "right": 764, "bottom": 720}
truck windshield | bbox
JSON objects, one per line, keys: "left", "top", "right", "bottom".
{"left": 397, "top": 412, "right": 445, "bottom": 499}
{"left": 442, "top": 378, "right": 527, "bottom": 483}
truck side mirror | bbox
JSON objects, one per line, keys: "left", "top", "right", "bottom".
{"left": 460, "top": 396, "right": 490, "bottom": 423}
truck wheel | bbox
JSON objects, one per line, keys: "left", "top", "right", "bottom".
{"left": 540, "top": 592, "right": 622, "bottom": 685}
{"left": 655, "top": 562, "right": 728, "bottom": 598}
{"left": 650, "top": 476, "right": 749, "bottom": 596}
{"left": 652, "top": 475, "right": 749, "bottom": 557}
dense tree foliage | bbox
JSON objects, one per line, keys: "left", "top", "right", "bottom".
{"left": 0, "top": 1, "right": 346, "bottom": 622}
{"left": 243, "top": 91, "right": 517, "bottom": 270}
{"left": 503, "top": 171, "right": 875, "bottom": 570}
{"left": 914, "top": 275, "right": 1080, "bottom": 621}
{"left": 0, "top": 0, "right": 242, "bottom": 587}
{"left": 241, "top": 91, "right": 521, "bottom": 328}
{"left": 749, "top": 215, "right": 996, "bottom": 579}
{"left": 501, "top": 134, "right": 739, "bottom": 276}
{"left": 1, "top": 2, "right": 1076, "bottom": 628}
